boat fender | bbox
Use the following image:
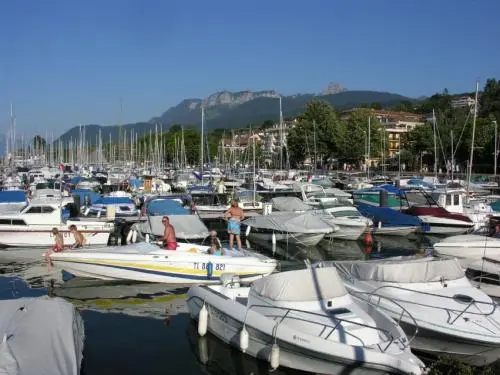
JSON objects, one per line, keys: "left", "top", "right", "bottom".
{"left": 272, "top": 232, "right": 276, "bottom": 245}
{"left": 363, "top": 232, "right": 373, "bottom": 245}
{"left": 126, "top": 229, "right": 133, "bottom": 244}
{"left": 269, "top": 343, "right": 280, "bottom": 370}
{"left": 245, "top": 225, "right": 251, "bottom": 236}
{"left": 198, "top": 336, "right": 209, "bottom": 364}
{"left": 198, "top": 304, "right": 208, "bottom": 336}
{"left": 145, "top": 234, "right": 150, "bottom": 243}
{"left": 239, "top": 325, "right": 249, "bottom": 353}
{"left": 206, "top": 262, "right": 213, "bottom": 279}
{"left": 131, "top": 229, "right": 137, "bottom": 243}
{"left": 378, "top": 221, "right": 382, "bottom": 229}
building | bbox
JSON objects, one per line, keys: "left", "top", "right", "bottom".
{"left": 341, "top": 109, "right": 426, "bottom": 158}
{"left": 451, "top": 96, "right": 476, "bottom": 109}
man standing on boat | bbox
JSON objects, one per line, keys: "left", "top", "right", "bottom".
{"left": 162, "top": 216, "right": 178, "bottom": 250}
{"left": 224, "top": 200, "right": 244, "bottom": 250}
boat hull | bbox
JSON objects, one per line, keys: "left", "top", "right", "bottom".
{"left": 51, "top": 249, "right": 277, "bottom": 284}
{"left": 247, "top": 232, "right": 325, "bottom": 247}
{"left": 325, "top": 223, "right": 366, "bottom": 240}
{"left": 418, "top": 216, "right": 473, "bottom": 235}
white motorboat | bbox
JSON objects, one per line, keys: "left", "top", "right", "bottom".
{"left": 0, "top": 198, "right": 114, "bottom": 248}
{"left": 0, "top": 296, "right": 84, "bottom": 375}
{"left": 50, "top": 242, "right": 278, "bottom": 284}
{"left": 433, "top": 233, "right": 500, "bottom": 259}
{"left": 187, "top": 268, "right": 425, "bottom": 374}
{"left": 325, "top": 256, "right": 500, "bottom": 365}
{"left": 465, "top": 257, "right": 500, "bottom": 299}
{"left": 295, "top": 184, "right": 371, "bottom": 240}
{"left": 243, "top": 211, "right": 336, "bottom": 247}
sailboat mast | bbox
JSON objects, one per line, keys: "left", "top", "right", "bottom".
{"left": 433, "top": 109, "right": 437, "bottom": 178}
{"left": 467, "top": 81, "right": 479, "bottom": 196}
{"left": 200, "top": 105, "right": 204, "bottom": 178}
{"left": 279, "top": 96, "right": 283, "bottom": 170}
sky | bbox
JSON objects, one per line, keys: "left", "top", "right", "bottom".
{"left": 0, "top": 0, "right": 499, "bottom": 136}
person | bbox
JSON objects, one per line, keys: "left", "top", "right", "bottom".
{"left": 162, "top": 216, "right": 178, "bottom": 250}
{"left": 69, "top": 224, "right": 85, "bottom": 248}
{"left": 208, "top": 230, "right": 224, "bottom": 255}
{"left": 224, "top": 200, "right": 244, "bottom": 250}
{"left": 45, "top": 227, "right": 65, "bottom": 271}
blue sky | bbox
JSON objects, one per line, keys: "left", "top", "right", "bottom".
{"left": 1, "top": 0, "right": 499, "bottom": 135}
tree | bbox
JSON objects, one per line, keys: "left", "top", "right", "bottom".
{"left": 480, "top": 78, "right": 500, "bottom": 122}
{"left": 261, "top": 120, "right": 275, "bottom": 129}
{"left": 371, "top": 102, "right": 382, "bottom": 110}
{"left": 287, "top": 99, "right": 342, "bottom": 167}
{"left": 33, "top": 135, "right": 46, "bottom": 152}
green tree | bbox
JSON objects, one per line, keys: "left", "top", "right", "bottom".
{"left": 371, "top": 102, "right": 382, "bottom": 110}
{"left": 33, "top": 135, "right": 46, "bottom": 152}
{"left": 480, "top": 78, "right": 500, "bottom": 122}
{"left": 261, "top": 120, "right": 275, "bottom": 129}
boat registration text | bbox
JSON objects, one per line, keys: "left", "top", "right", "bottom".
{"left": 193, "top": 262, "right": 226, "bottom": 271}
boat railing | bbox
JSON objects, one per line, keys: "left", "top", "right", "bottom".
{"left": 365, "top": 285, "right": 497, "bottom": 325}
{"left": 243, "top": 303, "right": 398, "bottom": 353}
{"left": 348, "top": 290, "right": 419, "bottom": 344}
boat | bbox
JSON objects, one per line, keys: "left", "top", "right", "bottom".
{"left": 50, "top": 242, "right": 278, "bottom": 284}
{"left": 465, "top": 257, "right": 500, "bottom": 299}
{"left": 243, "top": 211, "right": 336, "bottom": 247}
{"left": 84, "top": 196, "right": 139, "bottom": 217}
{"left": 0, "top": 197, "right": 114, "bottom": 248}
{"left": 186, "top": 268, "right": 425, "bottom": 374}
{"left": 0, "top": 296, "right": 84, "bottom": 375}
{"left": 324, "top": 256, "right": 500, "bottom": 365}
{"left": 0, "top": 190, "right": 27, "bottom": 214}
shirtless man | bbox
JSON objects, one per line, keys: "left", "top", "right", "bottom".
{"left": 69, "top": 224, "right": 85, "bottom": 248}
{"left": 45, "top": 227, "right": 64, "bottom": 271}
{"left": 224, "top": 200, "right": 244, "bottom": 250}
{"left": 162, "top": 216, "right": 177, "bottom": 250}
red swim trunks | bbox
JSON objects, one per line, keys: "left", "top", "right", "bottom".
{"left": 164, "top": 241, "right": 178, "bottom": 250}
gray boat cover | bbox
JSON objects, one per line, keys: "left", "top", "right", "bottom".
{"left": 270, "top": 197, "right": 312, "bottom": 212}
{"left": 333, "top": 257, "right": 464, "bottom": 283}
{"left": 243, "top": 212, "right": 333, "bottom": 234}
{"left": 137, "top": 215, "right": 209, "bottom": 240}
{"left": 251, "top": 268, "right": 347, "bottom": 302}
{"left": 0, "top": 297, "right": 84, "bottom": 375}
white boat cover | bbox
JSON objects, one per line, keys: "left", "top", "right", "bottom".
{"left": 333, "top": 257, "right": 464, "bottom": 283}
{"left": 251, "top": 268, "right": 347, "bottom": 302}
{"left": 243, "top": 212, "right": 333, "bottom": 234}
{"left": 138, "top": 215, "right": 209, "bottom": 240}
{"left": 270, "top": 197, "right": 312, "bottom": 212}
{"left": 324, "top": 187, "right": 352, "bottom": 198}
{"left": 0, "top": 297, "right": 84, "bottom": 375}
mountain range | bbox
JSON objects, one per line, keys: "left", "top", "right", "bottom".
{"left": 56, "top": 89, "right": 412, "bottom": 144}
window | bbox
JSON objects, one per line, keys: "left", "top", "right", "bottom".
{"left": 0, "top": 219, "right": 27, "bottom": 225}
{"left": 446, "top": 195, "right": 452, "bottom": 206}
{"left": 25, "top": 206, "right": 42, "bottom": 214}
{"left": 42, "top": 206, "right": 55, "bottom": 213}
{"left": 454, "top": 194, "right": 460, "bottom": 206}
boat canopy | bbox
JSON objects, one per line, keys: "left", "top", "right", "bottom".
{"left": 243, "top": 212, "right": 333, "bottom": 234}
{"left": 94, "top": 197, "right": 134, "bottom": 205}
{"left": 146, "top": 199, "right": 189, "bottom": 216}
{"left": 0, "top": 297, "right": 84, "bottom": 375}
{"left": 251, "top": 267, "right": 347, "bottom": 302}
{"left": 141, "top": 215, "right": 209, "bottom": 240}
{"left": 271, "top": 197, "right": 311, "bottom": 212}
{"left": 0, "top": 190, "right": 26, "bottom": 203}
{"left": 355, "top": 202, "right": 421, "bottom": 227}
{"left": 334, "top": 257, "right": 464, "bottom": 283}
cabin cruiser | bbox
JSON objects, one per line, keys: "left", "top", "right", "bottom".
{"left": 323, "top": 256, "right": 500, "bottom": 365}
{"left": 0, "top": 198, "right": 114, "bottom": 247}
{"left": 187, "top": 268, "right": 425, "bottom": 374}
{"left": 84, "top": 196, "right": 139, "bottom": 218}
{"left": 433, "top": 232, "right": 500, "bottom": 260}
{"left": 243, "top": 211, "right": 336, "bottom": 247}
{"left": 50, "top": 242, "right": 277, "bottom": 284}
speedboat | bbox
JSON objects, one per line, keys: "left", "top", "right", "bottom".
{"left": 50, "top": 242, "right": 277, "bottom": 284}
{"left": 465, "top": 257, "right": 500, "bottom": 299}
{"left": 433, "top": 233, "right": 500, "bottom": 259}
{"left": 187, "top": 268, "right": 425, "bottom": 375}
{"left": 243, "top": 211, "right": 336, "bottom": 247}
{"left": 324, "top": 256, "right": 500, "bottom": 365}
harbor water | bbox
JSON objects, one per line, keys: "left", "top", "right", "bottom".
{"left": 0, "top": 235, "right": 434, "bottom": 375}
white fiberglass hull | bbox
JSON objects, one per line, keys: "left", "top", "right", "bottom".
{"left": 187, "top": 286, "right": 424, "bottom": 375}
{"left": 247, "top": 232, "right": 325, "bottom": 247}
{"left": 325, "top": 222, "right": 367, "bottom": 240}
{"left": 50, "top": 243, "right": 277, "bottom": 284}
{"left": 433, "top": 234, "right": 500, "bottom": 259}
{"left": 418, "top": 215, "right": 473, "bottom": 235}
{"left": 0, "top": 224, "right": 112, "bottom": 248}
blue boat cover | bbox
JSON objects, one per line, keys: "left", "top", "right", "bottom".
{"left": 71, "top": 189, "right": 101, "bottom": 205}
{"left": 0, "top": 190, "right": 26, "bottom": 203}
{"left": 146, "top": 199, "right": 189, "bottom": 216}
{"left": 128, "top": 178, "right": 143, "bottom": 189}
{"left": 358, "top": 184, "right": 405, "bottom": 197}
{"left": 356, "top": 202, "right": 422, "bottom": 227}
{"left": 94, "top": 197, "right": 134, "bottom": 205}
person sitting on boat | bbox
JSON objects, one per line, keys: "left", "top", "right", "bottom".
{"left": 162, "top": 216, "right": 178, "bottom": 250}
{"left": 69, "top": 224, "right": 85, "bottom": 248}
{"left": 224, "top": 200, "right": 244, "bottom": 251}
{"left": 45, "top": 227, "right": 65, "bottom": 271}
{"left": 208, "top": 230, "right": 224, "bottom": 255}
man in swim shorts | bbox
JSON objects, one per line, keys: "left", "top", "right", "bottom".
{"left": 45, "top": 227, "right": 65, "bottom": 271}
{"left": 224, "top": 200, "right": 244, "bottom": 250}
{"left": 162, "top": 216, "right": 178, "bottom": 250}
